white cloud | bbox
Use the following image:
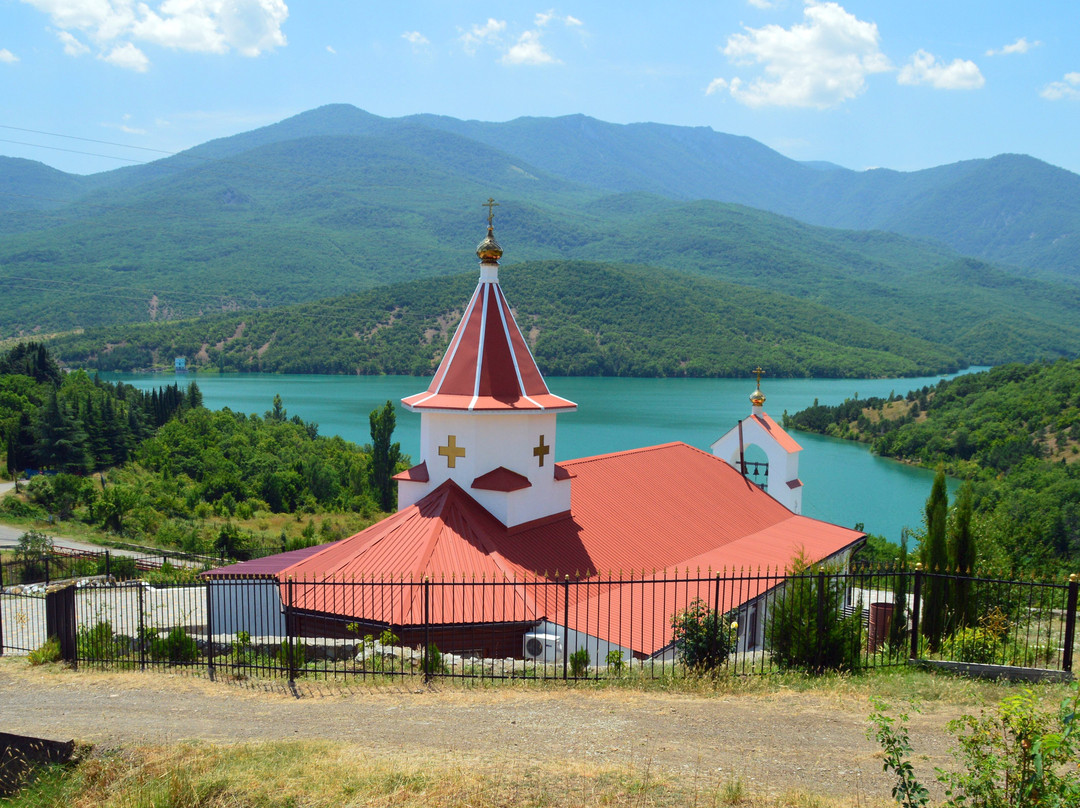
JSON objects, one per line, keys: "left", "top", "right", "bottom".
{"left": 898, "top": 49, "right": 984, "bottom": 90}
{"left": 460, "top": 18, "right": 505, "bottom": 55}
{"left": 325, "top": 44, "right": 335, "bottom": 54}
{"left": 402, "top": 31, "right": 429, "bottom": 47}
{"left": 57, "top": 30, "right": 90, "bottom": 56}
{"left": 100, "top": 41, "right": 149, "bottom": 72}
{"left": 21, "top": 0, "right": 288, "bottom": 68}
{"left": 1041, "top": 72, "right": 1080, "bottom": 101}
{"left": 710, "top": 1, "right": 890, "bottom": 109}
{"left": 503, "top": 29, "right": 559, "bottom": 65}
{"left": 986, "top": 37, "right": 1040, "bottom": 57}
{"left": 747, "top": 0, "right": 774, "bottom": 7}
{"left": 0, "top": 48, "right": 18, "bottom": 63}
{"left": 535, "top": 11, "right": 581, "bottom": 28}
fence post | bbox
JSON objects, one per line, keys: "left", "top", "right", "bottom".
{"left": 44, "top": 554, "right": 50, "bottom": 586}
{"left": 422, "top": 577, "right": 430, "bottom": 683}
{"left": 909, "top": 564, "right": 923, "bottom": 661}
{"left": 1062, "top": 574, "right": 1078, "bottom": 674}
{"left": 563, "top": 577, "right": 570, "bottom": 681}
{"left": 138, "top": 584, "right": 146, "bottom": 671}
{"left": 285, "top": 577, "right": 296, "bottom": 683}
{"left": 44, "top": 584, "right": 77, "bottom": 665}
{"left": 105, "top": 551, "right": 111, "bottom": 580}
{"left": 206, "top": 579, "right": 215, "bottom": 681}
{"left": 815, "top": 569, "right": 826, "bottom": 672}
{"left": 711, "top": 573, "right": 722, "bottom": 663}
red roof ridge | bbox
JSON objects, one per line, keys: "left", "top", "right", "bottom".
{"left": 560, "top": 441, "right": 706, "bottom": 467}
{"left": 472, "top": 466, "right": 532, "bottom": 492}
{"left": 750, "top": 412, "right": 802, "bottom": 453}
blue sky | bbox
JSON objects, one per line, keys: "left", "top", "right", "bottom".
{"left": 1, "top": 0, "right": 1077, "bottom": 176}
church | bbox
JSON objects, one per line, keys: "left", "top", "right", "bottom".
{"left": 206, "top": 203, "right": 864, "bottom": 663}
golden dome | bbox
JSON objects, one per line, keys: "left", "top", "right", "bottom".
{"left": 750, "top": 366, "right": 766, "bottom": 407}
{"left": 476, "top": 225, "right": 503, "bottom": 263}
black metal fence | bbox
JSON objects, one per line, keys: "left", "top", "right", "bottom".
{"left": 2, "top": 566, "right": 1077, "bottom": 684}
{"left": 0, "top": 547, "right": 213, "bottom": 588}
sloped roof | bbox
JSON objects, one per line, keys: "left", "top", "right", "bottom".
{"left": 264, "top": 442, "right": 862, "bottom": 652}
{"left": 402, "top": 279, "right": 576, "bottom": 412}
{"left": 750, "top": 413, "right": 802, "bottom": 453}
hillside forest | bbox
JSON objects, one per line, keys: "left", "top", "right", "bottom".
{"left": 786, "top": 358, "right": 1080, "bottom": 572}
{"left": 0, "top": 343, "right": 407, "bottom": 560}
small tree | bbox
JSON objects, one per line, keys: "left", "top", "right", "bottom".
{"left": 766, "top": 553, "right": 862, "bottom": 672}
{"left": 671, "top": 598, "right": 736, "bottom": 672}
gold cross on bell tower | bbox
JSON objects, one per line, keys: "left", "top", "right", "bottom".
{"left": 753, "top": 366, "right": 765, "bottom": 387}
{"left": 533, "top": 435, "right": 550, "bottom": 467}
{"left": 482, "top": 197, "right": 499, "bottom": 227}
{"left": 438, "top": 435, "right": 466, "bottom": 469}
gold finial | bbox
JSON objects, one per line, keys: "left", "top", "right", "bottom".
{"left": 476, "top": 197, "right": 503, "bottom": 263}
{"left": 750, "top": 366, "right": 766, "bottom": 407}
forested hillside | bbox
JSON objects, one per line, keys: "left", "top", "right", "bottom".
{"left": 0, "top": 343, "right": 408, "bottom": 559}
{"left": 3, "top": 105, "right": 1080, "bottom": 369}
{"left": 785, "top": 359, "right": 1080, "bottom": 570}
{"left": 45, "top": 261, "right": 964, "bottom": 378}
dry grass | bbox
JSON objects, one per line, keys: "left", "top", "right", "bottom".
{"left": 11, "top": 739, "right": 893, "bottom": 808}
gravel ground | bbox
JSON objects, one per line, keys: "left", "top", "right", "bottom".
{"left": 0, "top": 659, "right": 968, "bottom": 800}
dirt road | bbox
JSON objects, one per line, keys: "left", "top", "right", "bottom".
{"left": 0, "top": 660, "right": 969, "bottom": 800}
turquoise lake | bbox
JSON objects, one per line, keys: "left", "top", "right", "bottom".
{"left": 103, "top": 371, "right": 979, "bottom": 544}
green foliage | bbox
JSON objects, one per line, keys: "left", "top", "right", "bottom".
{"left": 867, "top": 699, "right": 930, "bottom": 808}
{"left": 28, "top": 636, "right": 62, "bottom": 666}
{"left": 101, "top": 554, "right": 137, "bottom": 580}
{"left": 940, "top": 683, "right": 1080, "bottom": 807}
{"left": 275, "top": 639, "right": 308, "bottom": 671}
{"left": 569, "top": 648, "right": 591, "bottom": 677}
{"left": 148, "top": 626, "right": 199, "bottom": 664}
{"left": 765, "top": 554, "right": 863, "bottom": 672}
{"left": 670, "top": 598, "right": 736, "bottom": 672}
{"left": 368, "top": 401, "right": 402, "bottom": 512}
{"left": 15, "top": 528, "right": 52, "bottom": 562}
{"left": 787, "top": 358, "right": 1080, "bottom": 570}
{"left": 422, "top": 643, "right": 447, "bottom": 676}
{"left": 871, "top": 684, "right": 1080, "bottom": 808}
{"left": 77, "top": 620, "right": 120, "bottom": 661}
{"left": 921, "top": 467, "right": 949, "bottom": 651}
{"left": 605, "top": 649, "right": 625, "bottom": 674}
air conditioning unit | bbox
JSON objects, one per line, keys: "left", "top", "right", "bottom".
{"left": 523, "top": 632, "right": 562, "bottom": 662}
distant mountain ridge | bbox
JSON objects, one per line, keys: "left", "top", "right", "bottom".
{"left": 1, "top": 104, "right": 1079, "bottom": 374}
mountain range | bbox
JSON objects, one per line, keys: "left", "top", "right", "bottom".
{"left": 2, "top": 104, "right": 1079, "bottom": 374}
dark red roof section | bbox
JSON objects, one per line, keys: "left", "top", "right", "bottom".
{"left": 472, "top": 466, "right": 532, "bottom": 492}
{"left": 402, "top": 281, "right": 576, "bottom": 412}
{"left": 393, "top": 461, "right": 429, "bottom": 483}
{"left": 201, "top": 542, "right": 335, "bottom": 578}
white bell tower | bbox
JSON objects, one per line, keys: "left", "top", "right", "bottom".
{"left": 710, "top": 368, "right": 803, "bottom": 513}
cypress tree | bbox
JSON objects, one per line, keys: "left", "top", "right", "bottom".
{"left": 920, "top": 466, "right": 949, "bottom": 650}
{"left": 950, "top": 481, "right": 976, "bottom": 628}
{"left": 368, "top": 401, "right": 402, "bottom": 513}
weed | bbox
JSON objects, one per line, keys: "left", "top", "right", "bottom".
{"left": 28, "top": 636, "right": 62, "bottom": 665}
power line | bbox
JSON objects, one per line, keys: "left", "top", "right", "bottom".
{"left": 0, "top": 124, "right": 182, "bottom": 156}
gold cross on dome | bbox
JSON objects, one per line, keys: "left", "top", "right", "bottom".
{"left": 753, "top": 366, "right": 765, "bottom": 387}
{"left": 482, "top": 197, "right": 499, "bottom": 227}
{"left": 533, "top": 435, "right": 550, "bottom": 467}
{"left": 438, "top": 435, "right": 466, "bottom": 468}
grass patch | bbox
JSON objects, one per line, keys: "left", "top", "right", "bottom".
{"left": 3, "top": 740, "right": 883, "bottom": 807}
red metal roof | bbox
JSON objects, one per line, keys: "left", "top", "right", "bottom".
{"left": 260, "top": 442, "right": 862, "bottom": 654}
{"left": 402, "top": 279, "right": 576, "bottom": 412}
{"left": 751, "top": 413, "right": 802, "bottom": 453}
{"left": 472, "top": 466, "right": 532, "bottom": 492}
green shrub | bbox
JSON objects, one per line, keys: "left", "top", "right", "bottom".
{"left": 0, "top": 496, "right": 45, "bottom": 518}
{"left": 569, "top": 648, "right": 591, "bottom": 677}
{"left": 671, "top": 598, "right": 737, "bottom": 672}
{"left": 421, "top": 643, "right": 446, "bottom": 676}
{"left": 765, "top": 555, "right": 862, "bottom": 672}
{"left": 605, "top": 649, "right": 625, "bottom": 674}
{"left": 149, "top": 626, "right": 199, "bottom": 664}
{"left": 275, "top": 639, "right": 308, "bottom": 670}
{"left": 28, "top": 636, "right": 62, "bottom": 665}
{"left": 96, "top": 554, "right": 137, "bottom": 580}
{"left": 77, "top": 620, "right": 120, "bottom": 661}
